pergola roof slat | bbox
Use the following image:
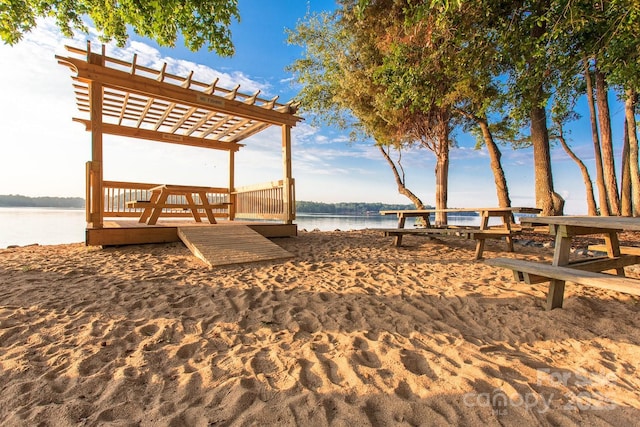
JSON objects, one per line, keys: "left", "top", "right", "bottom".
{"left": 57, "top": 44, "right": 302, "bottom": 152}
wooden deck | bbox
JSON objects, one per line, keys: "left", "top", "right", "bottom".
{"left": 178, "top": 226, "right": 294, "bottom": 267}
{"left": 86, "top": 220, "right": 297, "bottom": 246}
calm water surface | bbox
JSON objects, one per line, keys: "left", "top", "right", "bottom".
{"left": 0, "top": 208, "right": 86, "bottom": 248}
{"left": 0, "top": 208, "right": 491, "bottom": 248}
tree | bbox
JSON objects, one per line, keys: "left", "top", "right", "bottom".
{"left": 287, "top": 9, "right": 430, "bottom": 211}
{"left": 624, "top": 91, "right": 640, "bottom": 216}
{"left": 1, "top": 0, "right": 239, "bottom": 55}
{"left": 560, "top": 0, "right": 640, "bottom": 216}
{"left": 583, "top": 60, "right": 611, "bottom": 215}
{"left": 494, "top": 0, "right": 565, "bottom": 215}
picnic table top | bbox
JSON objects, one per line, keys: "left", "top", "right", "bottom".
{"left": 520, "top": 215, "right": 640, "bottom": 231}
{"left": 150, "top": 184, "right": 229, "bottom": 193}
{"left": 380, "top": 207, "right": 542, "bottom": 215}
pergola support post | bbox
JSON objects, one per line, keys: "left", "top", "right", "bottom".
{"left": 228, "top": 150, "right": 236, "bottom": 220}
{"left": 282, "top": 125, "right": 295, "bottom": 224}
{"left": 88, "top": 49, "right": 104, "bottom": 229}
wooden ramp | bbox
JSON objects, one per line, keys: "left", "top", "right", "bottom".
{"left": 177, "top": 226, "right": 294, "bottom": 267}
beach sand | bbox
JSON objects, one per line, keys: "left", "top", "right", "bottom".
{"left": 1, "top": 229, "right": 639, "bottom": 426}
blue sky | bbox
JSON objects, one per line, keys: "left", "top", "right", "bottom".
{"left": 0, "top": 1, "right": 630, "bottom": 214}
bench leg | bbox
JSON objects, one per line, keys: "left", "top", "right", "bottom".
{"left": 185, "top": 193, "right": 202, "bottom": 223}
{"left": 197, "top": 192, "right": 217, "bottom": 224}
{"left": 546, "top": 279, "right": 566, "bottom": 310}
{"left": 393, "top": 235, "right": 403, "bottom": 247}
{"left": 474, "top": 239, "right": 485, "bottom": 260}
{"left": 139, "top": 190, "right": 161, "bottom": 223}
{"left": 604, "top": 232, "right": 625, "bottom": 276}
{"left": 147, "top": 191, "right": 169, "bottom": 225}
{"left": 546, "top": 233, "right": 570, "bottom": 310}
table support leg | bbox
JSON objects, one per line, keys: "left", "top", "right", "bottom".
{"left": 139, "top": 190, "right": 161, "bottom": 223}
{"left": 500, "top": 213, "right": 514, "bottom": 252}
{"left": 198, "top": 192, "right": 217, "bottom": 224}
{"left": 474, "top": 240, "right": 485, "bottom": 260}
{"left": 147, "top": 190, "right": 169, "bottom": 225}
{"left": 546, "top": 280, "right": 566, "bottom": 310}
{"left": 604, "top": 232, "right": 625, "bottom": 276}
{"left": 394, "top": 215, "right": 407, "bottom": 246}
{"left": 184, "top": 193, "right": 202, "bottom": 223}
{"left": 474, "top": 212, "right": 490, "bottom": 259}
{"left": 546, "top": 233, "right": 571, "bottom": 310}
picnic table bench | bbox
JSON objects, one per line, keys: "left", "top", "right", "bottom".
{"left": 125, "top": 184, "right": 231, "bottom": 225}
{"left": 486, "top": 216, "right": 640, "bottom": 310}
{"left": 378, "top": 207, "right": 541, "bottom": 260}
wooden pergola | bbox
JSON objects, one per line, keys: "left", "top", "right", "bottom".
{"left": 57, "top": 43, "right": 302, "bottom": 245}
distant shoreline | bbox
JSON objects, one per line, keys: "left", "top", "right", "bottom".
{"left": 0, "top": 195, "right": 85, "bottom": 209}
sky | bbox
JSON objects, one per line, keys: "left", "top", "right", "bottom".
{"left": 0, "top": 1, "right": 631, "bottom": 214}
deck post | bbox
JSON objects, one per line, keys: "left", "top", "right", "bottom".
{"left": 228, "top": 150, "right": 236, "bottom": 221}
{"left": 88, "top": 46, "right": 104, "bottom": 229}
{"left": 282, "top": 125, "right": 294, "bottom": 224}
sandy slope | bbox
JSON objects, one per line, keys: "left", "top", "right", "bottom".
{"left": 1, "top": 230, "right": 639, "bottom": 426}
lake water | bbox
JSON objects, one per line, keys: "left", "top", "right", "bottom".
{"left": 0, "top": 208, "right": 492, "bottom": 248}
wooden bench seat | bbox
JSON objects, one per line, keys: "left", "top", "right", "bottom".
{"left": 486, "top": 257, "right": 640, "bottom": 309}
{"left": 588, "top": 244, "right": 640, "bottom": 256}
{"left": 126, "top": 200, "right": 231, "bottom": 210}
{"left": 380, "top": 228, "right": 519, "bottom": 260}
{"left": 381, "top": 228, "right": 514, "bottom": 238}
{"left": 125, "top": 200, "right": 153, "bottom": 208}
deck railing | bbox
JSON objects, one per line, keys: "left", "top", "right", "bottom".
{"left": 101, "top": 180, "right": 231, "bottom": 218}
{"left": 85, "top": 160, "right": 294, "bottom": 222}
{"left": 233, "top": 179, "right": 295, "bottom": 221}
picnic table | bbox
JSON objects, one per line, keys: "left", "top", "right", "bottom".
{"left": 486, "top": 216, "right": 640, "bottom": 310}
{"left": 378, "top": 207, "right": 542, "bottom": 260}
{"left": 126, "top": 184, "right": 231, "bottom": 225}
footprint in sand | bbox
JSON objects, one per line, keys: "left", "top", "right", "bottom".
{"left": 355, "top": 350, "right": 382, "bottom": 369}
{"left": 250, "top": 351, "right": 279, "bottom": 375}
{"left": 297, "top": 359, "right": 323, "bottom": 390}
{"left": 400, "top": 350, "right": 436, "bottom": 378}
{"left": 320, "top": 357, "right": 343, "bottom": 385}
{"left": 176, "top": 342, "right": 200, "bottom": 360}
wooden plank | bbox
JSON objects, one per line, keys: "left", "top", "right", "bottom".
{"left": 589, "top": 244, "right": 640, "bottom": 256}
{"left": 485, "top": 258, "right": 640, "bottom": 296}
{"left": 568, "top": 255, "right": 640, "bottom": 272}
{"left": 381, "top": 228, "right": 513, "bottom": 237}
{"left": 521, "top": 216, "right": 640, "bottom": 232}
{"left": 380, "top": 207, "right": 541, "bottom": 215}
{"left": 86, "top": 223, "right": 297, "bottom": 246}
{"left": 86, "top": 227, "right": 179, "bottom": 246}
{"left": 177, "top": 225, "right": 293, "bottom": 267}
{"left": 381, "top": 227, "right": 516, "bottom": 260}
{"left": 75, "top": 119, "right": 242, "bottom": 152}
{"left": 247, "top": 224, "right": 297, "bottom": 238}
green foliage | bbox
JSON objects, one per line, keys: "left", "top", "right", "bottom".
{"left": 1, "top": 0, "right": 239, "bottom": 55}
{"left": 0, "top": 194, "right": 85, "bottom": 208}
{"left": 296, "top": 201, "right": 417, "bottom": 215}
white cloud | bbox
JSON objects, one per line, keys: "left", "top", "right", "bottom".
{"left": 0, "top": 20, "right": 297, "bottom": 197}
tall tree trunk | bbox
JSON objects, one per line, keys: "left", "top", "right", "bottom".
{"left": 528, "top": 4, "right": 563, "bottom": 216}
{"left": 531, "top": 104, "right": 564, "bottom": 215}
{"left": 555, "top": 120, "right": 598, "bottom": 215}
{"left": 377, "top": 144, "right": 425, "bottom": 209}
{"left": 625, "top": 89, "right": 640, "bottom": 216}
{"left": 584, "top": 59, "right": 609, "bottom": 215}
{"left": 434, "top": 120, "right": 450, "bottom": 225}
{"left": 620, "top": 118, "right": 632, "bottom": 216}
{"left": 435, "top": 149, "right": 449, "bottom": 226}
{"left": 595, "top": 66, "right": 621, "bottom": 215}
{"left": 478, "top": 118, "right": 512, "bottom": 208}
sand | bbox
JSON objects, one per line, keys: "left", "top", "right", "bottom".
{"left": 1, "top": 229, "right": 640, "bottom": 426}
